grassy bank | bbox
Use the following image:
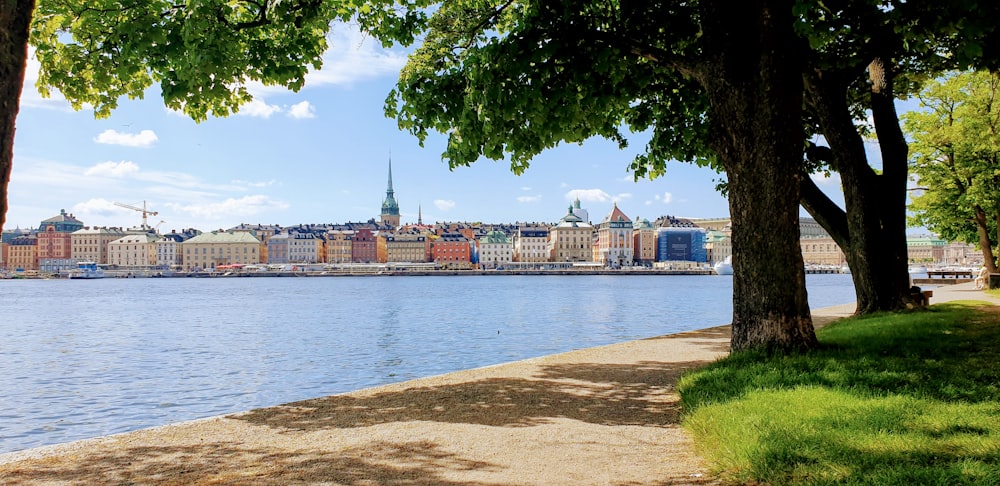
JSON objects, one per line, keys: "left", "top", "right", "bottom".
{"left": 678, "top": 302, "right": 1000, "bottom": 485}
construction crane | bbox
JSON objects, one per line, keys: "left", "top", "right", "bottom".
{"left": 114, "top": 201, "right": 158, "bottom": 230}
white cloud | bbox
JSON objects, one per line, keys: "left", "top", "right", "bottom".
{"left": 520, "top": 186, "right": 532, "bottom": 191}
{"left": 238, "top": 99, "right": 282, "bottom": 118}
{"left": 232, "top": 179, "right": 278, "bottom": 188}
{"left": 434, "top": 199, "right": 456, "bottom": 211}
{"left": 616, "top": 193, "right": 633, "bottom": 201}
{"left": 287, "top": 101, "right": 316, "bottom": 119}
{"left": 305, "top": 26, "right": 408, "bottom": 87}
{"left": 166, "top": 195, "right": 290, "bottom": 219}
{"left": 94, "top": 129, "right": 159, "bottom": 147}
{"left": 654, "top": 192, "right": 674, "bottom": 204}
{"left": 517, "top": 195, "right": 542, "bottom": 203}
{"left": 566, "top": 189, "right": 613, "bottom": 203}
{"left": 71, "top": 198, "right": 122, "bottom": 216}
{"left": 85, "top": 161, "right": 141, "bottom": 178}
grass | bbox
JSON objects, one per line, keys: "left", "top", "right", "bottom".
{"left": 677, "top": 302, "right": 1000, "bottom": 485}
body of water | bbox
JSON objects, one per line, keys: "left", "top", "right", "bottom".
{"left": 0, "top": 274, "right": 856, "bottom": 454}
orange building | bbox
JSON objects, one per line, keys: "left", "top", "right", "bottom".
{"left": 431, "top": 234, "right": 471, "bottom": 267}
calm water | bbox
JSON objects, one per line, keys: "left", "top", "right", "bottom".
{"left": 0, "top": 274, "right": 855, "bottom": 454}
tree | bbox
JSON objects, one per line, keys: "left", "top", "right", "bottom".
{"left": 387, "top": 0, "right": 817, "bottom": 351}
{"left": 0, "top": 0, "right": 36, "bottom": 233}
{"left": 784, "top": 3, "right": 1000, "bottom": 314}
{"left": 0, "top": 0, "right": 426, "bottom": 232}
{"left": 904, "top": 71, "right": 1000, "bottom": 273}
{"left": 386, "top": 0, "right": 1000, "bottom": 327}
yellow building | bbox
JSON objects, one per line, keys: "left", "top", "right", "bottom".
{"left": 108, "top": 233, "right": 159, "bottom": 267}
{"left": 549, "top": 206, "right": 594, "bottom": 263}
{"left": 5, "top": 235, "right": 37, "bottom": 270}
{"left": 907, "top": 237, "right": 947, "bottom": 264}
{"left": 325, "top": 230, "right": 353, "bottom": 263}
{"left": 800, "top": 236, "right": 845, "bottom": 265}
{"left": 72, "top": 227, "right": 126, "bottom": 264}
{"left": 182, "top": 230, "right": 262, "bottom": 270}
{"left": 378, "top": 233, "right": 429, "bottom": 263}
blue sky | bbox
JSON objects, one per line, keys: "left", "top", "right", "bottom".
{"left": 9, "top": 24, "right": 852, "bottom": 233}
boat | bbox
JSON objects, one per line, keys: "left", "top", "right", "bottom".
{"left": 713, "top": 256, "right": 733, "bottom": 275}
{"left": 909, "top": 265, "right": 928, "bottom": 275}
{"left": 69, "top": 261, "right": 105, "bottom": 279}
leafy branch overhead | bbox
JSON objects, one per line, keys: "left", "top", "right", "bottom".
{"left": 28, "top": 0, "right": 429, "bottom": 121}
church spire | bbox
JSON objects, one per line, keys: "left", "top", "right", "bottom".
{"left": 386, "top": 157, "right": 395, "bottom": 197}
{"left": 418, "top": 204, "right": 423, "bottom": 225}
{"left": 380, "top": 156, "right": 400, "bottom": 229}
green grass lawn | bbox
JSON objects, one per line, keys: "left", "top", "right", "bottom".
{"left": 678, "top": 302, "right": 1000, "bottom": 485}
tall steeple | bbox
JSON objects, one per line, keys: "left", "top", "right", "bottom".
{"left": 380, "top": 157, "right": 400, "bottom": 229}
{"left": 418, "top": 204, "right": 423, "bottom": 225}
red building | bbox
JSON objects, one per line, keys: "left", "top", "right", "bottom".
{"left": 351, "top": 228, "right": 377, "bottom": 263}
{"left": 432, "top": 234, "right": 471, "bottom": 267}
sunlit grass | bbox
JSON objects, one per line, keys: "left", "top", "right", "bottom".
{"left": 678, "top": 302, "right": 1000, "bottom": 485}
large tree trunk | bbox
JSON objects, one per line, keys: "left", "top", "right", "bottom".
{"left": 802, "top": 62, "right": 914, "bottom": 315}
{"left": 974, "top": 206, "right": 997, "bottom": 272}
{"left": 700, "top": 0, "right": 817, "bottom": 352}
{"left": 0, "top": 0, "right": 35, "bottom": 233}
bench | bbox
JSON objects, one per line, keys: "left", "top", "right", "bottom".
{"left": 910, "top": 288, "right": 933, "bottom": 308}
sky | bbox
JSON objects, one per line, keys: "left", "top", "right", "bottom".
{"left": 7, "top": 24, "right": 854, "bottom": 234}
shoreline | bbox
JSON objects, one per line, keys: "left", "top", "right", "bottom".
{"left": 2, "top": 284, "right": 994, "bottom": 484}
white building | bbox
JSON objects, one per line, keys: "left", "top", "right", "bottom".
{"left": 479, "top": 230, "right": 514, "bottom": 268}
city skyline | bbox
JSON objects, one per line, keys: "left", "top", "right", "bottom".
{"left": 8, "top": 24, "right": 850, "bottom": 233}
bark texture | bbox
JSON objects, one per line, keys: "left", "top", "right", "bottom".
{"left": 0, "top": 0, "right": 35, "bottom": 232}
{"left": 802, "top": 61, "right": 914, "bottom": 315}
{"left": 699, "top": 0, "right": 818, "bottom": 352}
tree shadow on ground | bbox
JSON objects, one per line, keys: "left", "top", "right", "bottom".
{"left": 1, "top": 440, "right": 505, "bottom": 486}
{"left": 643, "top": 325, "right": 732, "bottom": 354}
{"left": 234, "top": 360, "right": 715, "bottom": 433}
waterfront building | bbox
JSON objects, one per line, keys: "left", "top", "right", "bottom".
{"left": 108, "top": 233, "right": 159, "bottom": 267}
{"left": 703, "top": 229, "right": 732, "bottom": 266}
{"left": 656, "top": 227, "right": 707, "bottom": 263}
{"left": 71, "top": 226, "right": 126, "bottom": 264}
{"left": 37, "top": 210, "right": 83, "bottom": 267}
{"left": 597, "top": 203, "right": 634, "bottom": 267}
{"left": 325, "top": 230, "right": 353, "bottom": 263}
{"left": 5, "top": 234, "right": 36, "bottom": 270}
{"left": 632, "top": 217, "right": 657, "bottom": 265}
{"left": 156, "top": 230, "right": 199, "bottom": 268}
{"left": 230, "top": 223, "right": 280, "bottom": 263}
{"left": 479, "top": 230, "right": 514, "bottom": 268}
{"left": 266, "top": 231, "right": 321, "bottom": 264}
{"left": 432, "top": 233, "right": 471, "bottom": 267}
{"left": 549, "top": 206, "right": 594, "bottom": 263}
{"left": 514, "top": 225, "right": 550, "bottom": 263}
{"left": 907, "top": 237, "right": 947, "bottom": 264}
{"left": 380, "top": 159, "right": 401, "bottom": 229}
{"left": 943, "top": 241, "right": 983, "bottom": 266}
{"left": 39, "top": 209, "right": 84, "bottom": 233}
{"left": 181, "top": 230, "right": 262, "bottom": 270}
{"left": 378, "top": 233, "right": 429, "bottom": 263}
{"left": 800, "top": 236, "right": 845, "bottom": 266}
{"left": 351, "top": 228, "right": 377, "bottom": 263}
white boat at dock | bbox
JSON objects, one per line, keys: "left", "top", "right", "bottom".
{"left": 68, "top": 261, "right": 105, "bottom": 279}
